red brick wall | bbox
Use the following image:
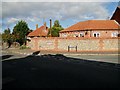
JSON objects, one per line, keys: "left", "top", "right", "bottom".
{"left": 59, "top": 30, "right": 119, "bottom": 38}
{"left": 27, "top": 37, "right": 120, "bottom": 52}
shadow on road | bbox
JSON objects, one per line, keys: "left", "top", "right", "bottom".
{"left": 1, "top": 55, "right": 14, "bottom": 60}
{"left": 32, "top": 51, "right": 40, "bottom": 56}
{"left": 2, "top": 54, "right": 120, "bottom": 88}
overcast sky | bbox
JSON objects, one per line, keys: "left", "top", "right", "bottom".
{"left": 1, "top": 0, "right": 119, "bottom": 33}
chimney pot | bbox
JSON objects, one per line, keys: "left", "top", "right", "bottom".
{"left": 36, "top": 24, "right": 38, "bottom": 29}
{"left": 44, "top": 22, "right": 46, "bottom": 27}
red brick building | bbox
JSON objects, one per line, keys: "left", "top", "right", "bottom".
{"left": 27, "top": 23, "right": 49, "bottom": 38}
{"left": 59, "top": 20, "right": 120, "bottom": 38}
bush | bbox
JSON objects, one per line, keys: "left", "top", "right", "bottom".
{"left": 20, "top": 45, "right": 30, "bottom": 49}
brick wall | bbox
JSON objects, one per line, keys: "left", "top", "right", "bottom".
{"left": 27, "top": 37, "right": 119, "bottom": 52}
{"left": 57, "top": 39, "right": 99, "bottom": 51}
{"left": 59, "top": 30, "right": 119, "bottom": 38}
{"left": 39, "top": 38, "right": 55, "bottom": 50}
{"left": 103, "top": 39, "right": 119, "bottom": 50}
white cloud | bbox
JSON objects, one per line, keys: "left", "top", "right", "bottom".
{"left": 26, "top": 17, "right": 41, "bottom": 22}
{"left": 2, "top": 2, "right": 110, "bottom": 20}
{"left": 0, "top": 1, "right": 2, "bottom": 19}
{"left": 4, "top": 17, "right": 41, "bottom": 26}
{"left": 2, "top": 0, "right": 120, "bottom": 2}
{"left": 7, "top": 18, "right": 20, "bottom": 24}
{"left": 2, "top": 2, "right": 116, "bottom": 30}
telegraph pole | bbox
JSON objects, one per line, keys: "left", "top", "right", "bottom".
{"left": 50, "top": 19, "right": 52, "bottom": 37}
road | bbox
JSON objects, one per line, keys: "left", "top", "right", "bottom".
{"left": 2, "top": 51, "right": 120, "bottom": 88}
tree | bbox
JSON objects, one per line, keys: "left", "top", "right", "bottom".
{"left": 2, "top": 28, "right": 12, "bottom": 48}
{"left": 49, "top": 20, "right": 64, "bottom": 37}
{"left": 53, "top": 20, "right": 61, "bottom": 27}
{"left": 13, "top": 20, "right": 29, "bottom": 45}
{"left": 27, "top": 29, "right": 33, "bottom": 35}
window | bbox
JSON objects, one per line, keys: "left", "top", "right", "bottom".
{"left": 112, "top": 32, "right": 118, "bottom": 37}
{"left": 118, "top": 34, "right": 120, "bottom": 37}
{"left": 93, "top": 33, "right": 100, "bottom": 37}
{"left": 80, "top": 33, "right": 84, "bottom": 37}
{"left": 74, "top": 34, "right": 78, "bottom": 37}
{"left": 63, "top": 33, "right": 67, "bottom": 37}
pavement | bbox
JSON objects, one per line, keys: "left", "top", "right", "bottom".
{"left": 1, "top": 48, "right": 120, "bottom": 64}
{"left": 2, "top": 48, "right": 120, "bottom": 55}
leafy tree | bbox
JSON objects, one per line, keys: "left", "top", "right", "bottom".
{"left": 53, "top": 20, "right": 61, "bottom": 27}
{"left": 51, "top": 27, "right": 63, "bottom": 37}
{"left": 27, "top": 29, "right": 33, "bottom": 35}
{"left": 49, "top": 20, "right": 64, "bottom": 37}
{"left": 2, "top": 28, "right": 12, "bottom": 48}
{"left": 13, "top": 20, "right": 29, "bottom": 45}
{"left": 0, "top": 33, "right": 1, "bottom": 40}
{"left": 2, "top": 28, "right": 11, "bottom": 42}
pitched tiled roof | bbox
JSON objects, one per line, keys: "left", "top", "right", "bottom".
{"left": 28, "top": 25, "right": 48, "bottom": 37}
{"left": 60, "top": 20, "right": 120, "bottom": 33}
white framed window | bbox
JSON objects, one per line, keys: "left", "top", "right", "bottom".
{"left": 63, "top": 33, "right": 67, "bottom": 37}
{"left": 74, "top": 34, "right": 79, "bottom": 37}
{"left": 93, "top": 33, "right": 100, "bottom": 37}
{"left": 111, "top": 32, "right": 118, "bottom": 37}
{"left": 79, "top": 33, "right": 84, "bottom": 37}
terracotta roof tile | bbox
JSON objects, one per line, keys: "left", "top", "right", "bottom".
{"left": 28, "top": 25, "right": 48, "bottom": 37}
{"left": 60, "top": 20, "right": 120, "bottom": 32}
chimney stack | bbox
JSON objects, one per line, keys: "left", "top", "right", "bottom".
{"left": 36, "top": 24, "right": 38, "bottom": 29}
{"left": 44, "top": 22, "right": 46, "bottom": 27}
{"left": 44, "top": 22, "right": 47, "bottom": 30}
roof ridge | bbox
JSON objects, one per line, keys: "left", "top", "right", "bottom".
{"left": 60, "top": 19, "right": 119, "bottom": 33}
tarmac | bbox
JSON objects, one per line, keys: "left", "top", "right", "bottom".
{"left": 1, "top": 48, "right": 120, "bottom": 88}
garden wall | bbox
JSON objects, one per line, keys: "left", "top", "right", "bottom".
{"left": 27, "top": 37, "right": 120, "bottom": 52}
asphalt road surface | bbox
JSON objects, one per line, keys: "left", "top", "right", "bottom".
{"left": 2, "top": 53, "right": 120, "bottom": 88}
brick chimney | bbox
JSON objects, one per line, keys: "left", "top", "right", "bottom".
{"left": 43, "top": 22, "right": 47, "bottom": 31}
{"left": 36, "top": 24, "right": 38, "bottom": 29}
{"left": 44, "top": 22, "right": 46, "bottom": 28}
